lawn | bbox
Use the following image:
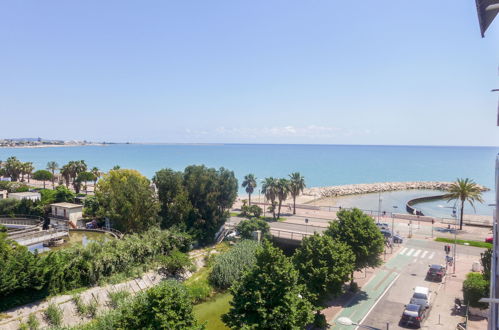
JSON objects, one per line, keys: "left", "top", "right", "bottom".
{"left": 435, "top": 237, "right": 492, "bottom": 249}
{"left": 193, "top": 292, "right": 232, "bottom": 330}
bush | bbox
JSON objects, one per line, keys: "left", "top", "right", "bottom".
{"left": 209, "top": 240, "right": 260, "bottom": 290}
{"left": 107, "top": 290, "right": 131, "bottom": 309}
{"left": 44, "top": 302, "right": 62, "bottom": 327}
{"left": 313, "top": 311, "right": 328, "bottom": 329}
{"left": 158, "top": 249, "right": 192, "bottom": 277}
{"left": 187, "top": 282, "right": 212, "bottom": 304}
{"left": 73, "top": 294, "right": 98, "bottom": 318}
{"left": 236, "top": 219, "right": 270, "bottom": 240}
{"left": 463, "top": 272, "right": 489, "bottom": 309}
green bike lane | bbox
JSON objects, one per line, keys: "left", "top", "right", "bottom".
{"left": 330, "top": 248, "right": 418, "bottom": 329}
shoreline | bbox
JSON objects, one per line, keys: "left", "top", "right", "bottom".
{"left": 0, "top": 143, "right": 109, "bottom": 149}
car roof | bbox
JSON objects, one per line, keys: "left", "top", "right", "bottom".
{"left": 405, "top": 304, "right": 421, "bottom": 311}
{"left": 430, "top": 264, "right": 444, "bottom": 269}
{"left": 414, "top": 286, "right": 429, "bottom": 294}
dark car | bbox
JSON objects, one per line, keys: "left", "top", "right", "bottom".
{"left": 393, "top": 234, "right": 403, "bottom": 243}
{"left": 380, "top": 229, "right": 392, "bottom": 238}
{"left": 400, "top": 303, "right": 425, "bottom": 328}
{"left": 426, "top": 264, "right": 446, "bottom": 282}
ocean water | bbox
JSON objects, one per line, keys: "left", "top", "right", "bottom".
{"left": 0, "top": 144, "right": 497, "bottom": 215}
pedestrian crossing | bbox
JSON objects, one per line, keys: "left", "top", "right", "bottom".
{"left": 398, "top": 247, "right": 435, "bottom": 260}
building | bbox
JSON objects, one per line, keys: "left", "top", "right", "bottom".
{"left": 50, "top": 202, "right": 83, "bottom": 227}
{"left": 8, "top": 192, "right": 41, "bottom": 201}
{"left": 0, "top": 190, "right": 7, "bottom": 199}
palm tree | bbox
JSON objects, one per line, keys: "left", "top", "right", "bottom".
{"left": 446, "top": 178, "right": 484, "bottom": 230}
{"left": 24, "top": 162, "right": 34, "bottom": 183}
{"left": 91, "top": 167, "right": 101, "bottom": 190}
{"left": 276, "top": 178, "right": 290, "bottom": 219}
{"left": 60, "top": 164, "right": 71, "bottom": 187}
{"left": 262, "top": 177, "right": 278, "bottom": 219}
{"left": 46, "top": 161, "right": 59, "bottom": 189}
{"left": 242, "top": 174, "right": 257, "bottom": 205}
{"left": 288, "top": 172, "right": 306, "bottom": 215}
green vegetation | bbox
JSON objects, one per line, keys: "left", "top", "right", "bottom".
{"left": 463, "top": 272, "right": 489, "bottom": 309}
{"left": 73, "top": 295, "right": 98, "bottom": 317}
{"left": 209, "top": 240, "right": 259, "bottom": 290}
{"left": 107, "top": 290, "right": 131, "bottom": 309}
{"left": 239, "top": 202, "right": 263, "bottom": 219}
{"left": 96, "top": 169, "right": 160, "bottom": 233}
{"left": 241, "top": 174, "right": 257, "bottom": 205}
{"left": 32, "top": 170, "right": 53, "bottom": 189}
{"left": 325, "top": 208, "right": 385, "bottom": 287}
{"left": 18, "top": 313, "right": 39, "bottom": 330}
{"left": 435, "top": 237, "right": 492, "bottom": 249}
{"left": 288, "top": 172, "right": 305, "bottom": 215}
{"left": 446, "top": 178, "right": 484, "bottom": 230}
{"left": 46, "top": 161, "right": 59, "bottom": 189}
{"left": 158, "top": 249, "right": 193, "bottom": 277}
{"left": 235, "top": 218, "right": 270, "bottom": 240}
{"left": 153, "top": 165, "right": 238, "bottom": 244}
{"left": 44, "top": 302, "right": 63, "bottom": 327}
{"left": 223, "top": 241, "right": 314, "bottom": 329}
{"left": 293, "top": 233, "right": 355, "bottom": 304}
{"left": 193, "top": 292, "right": 231, "bottom": 330}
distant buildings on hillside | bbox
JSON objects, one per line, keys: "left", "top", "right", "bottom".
{"left": 0, "top": 138, "right": 101, "bottom": 147}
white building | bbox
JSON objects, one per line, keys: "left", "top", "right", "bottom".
{"left": 0, "top": 190, "right": 7, "bottom": 199}
{"left": 8, "top": 192, "right": 41, "bottom": 201}
{"left": 50, "top": 202, "right": 83, "bottom": 226}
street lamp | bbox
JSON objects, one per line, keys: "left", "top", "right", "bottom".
{"left": 336, "top": 317, "right": 379, "bottom": 329}
{"left": 377, "top": 192, "right": 383, "bottom": 223}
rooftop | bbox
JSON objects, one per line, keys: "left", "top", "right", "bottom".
{"left": 9, "top": 192, "right": 40, "bottom": 196}
{"left": 50, "top": 202, "right": 83, "bottom": 209}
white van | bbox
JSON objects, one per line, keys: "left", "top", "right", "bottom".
{"left": 410, "top": 286, "right": 430, "bottom": 309}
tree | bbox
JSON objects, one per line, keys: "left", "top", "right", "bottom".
{"left": 96, "top": 169, "right": 160, "bottom": 233}
{"left": 32, "top": 170, "right": 53, "bottom": 189}
{"left": 23, "top": 162, "right": 34, "bottom": 183}
{"left": 276, "top": 178, "right": 289, "bottom": 219}
{"left": 91, "top": 167, "right": 101, "bottom": 189}
{"left": 53, "top": 185, "right": 75, "bottom": 203}
{"left": 293, "top": 233, "right": 355, "bottom": 304}
{"left": 46, "top": 161, "right": 59, "bottom": 189}
{"left": 325, "top": 208, "right": 385, "bottom": 286}
{"left": 262, "top": 177, "right": 278, "bottom": 219}
{"left": 236, "top": 218, "right": 270, "bottom": 240}
{"left": 60, "top": 164, "right": 71, "bottom": 187}
{"left": 289, "top": 172, "right": 305, "bottom": 215}
{"left": 481, "top": 248, "right": 492, "bottom": 282}
{"left": 223, "top": 241, "right": 314, "bottom": 329}
{"left": 77, "top": 171, "right": 96, "bottom": 194}
{"left": 463, "top": 272, "right": 489, "bottom": 309}
{"left": 446, "top": 178, "right": 484, "bottom": 230}
{"left": 242, "top": 174, "right": 257, "bottom": 206}
{"left": 4, "top": 157, "right": 23, "bottom": 181}
{"left": 83, "top": 195, "right": 100, "bottom": 218}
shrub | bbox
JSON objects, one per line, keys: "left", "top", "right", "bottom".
{"left": 236, "top": 219, "right": 270, "bottom": 240}
{"left": 73, "top": 294, "right": 98, "bottom": 318}
{"left": 107, "top": 290, "right": 130, "bottom": 309}
{"left": 187, "top": 282, "right": 212, "bottom": 304}
{"left": 463, "top": 272, "right": 489, "bottom": 309}
{"left": 158, "top": 249, "right": 192, "bottom": 277}
{"left": 27, "top": 313, "right": 39, "bottom": 330}
{"left": 209, "top": 240, "right": 260, "bottom": 290}
{"left": 44, "top": 302, "right": 62, "bottom": 327}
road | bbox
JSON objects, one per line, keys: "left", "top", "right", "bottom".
{"left": 332, "top": 239, "right": 485, "bottom": 329}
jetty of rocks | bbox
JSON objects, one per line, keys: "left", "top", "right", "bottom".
{"left": 303, "top": 181, "right": 489, "bottom": 198}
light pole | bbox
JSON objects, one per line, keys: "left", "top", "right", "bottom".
{"left": 452, "top": 204, "right": 458, "bottom": 274}
{"left": 336, "top": 316, "right": 380, "bottom": 329}
{"left": 377, "top": 192, "right": 383, "bottom": 223}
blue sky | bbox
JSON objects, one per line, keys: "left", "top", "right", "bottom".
{"left": 0, "top": 1, "right": 498, "bottom": 146}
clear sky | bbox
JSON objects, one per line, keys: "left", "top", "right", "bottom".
{"left": 0, "top": 1, "right": 498, "bottom": 146}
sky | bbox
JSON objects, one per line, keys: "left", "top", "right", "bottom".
{"left": 0, "top": 1, "right": 498, "bottom": 146}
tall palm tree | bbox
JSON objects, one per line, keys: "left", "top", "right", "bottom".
{"left": 242, "top": 174, "right": 257, "bottom": 205}
{"left": 91, "top": 167, "right": 101, "bottom": 190}
{"left": 24, "top": 162, "right": 34, "bottom": 183}
{"left": 446, "top": 178, "right": 484, "bottom": 230}
{"left": 262, "top": 177, "right": 278, "bottom": 219}
{"left": 288, "top": 172, "right": 306, "bottom": 215}
{"left": 276, "top": 178, "right": 290, "bottom": 219}
{"left": 60, "top": 164, "right": 71, "bottom": 187}
{"left": 46, "top": 161, "right": 59, "bottom": 189}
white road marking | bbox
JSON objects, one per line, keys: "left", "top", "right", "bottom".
{"left": 406, "top": 248, "right": 415, "bottom": 257}
{"left": 428, "top": 252, "right": 435, "bottom": 260}
{"left": 399, "top": 248, "right": 408, "bottom": 255}
{"left": 421, "top": 251, "right": 428, "bottom": 259}
{"left": 413, "top": 249, "right": 421, "bottom": 257}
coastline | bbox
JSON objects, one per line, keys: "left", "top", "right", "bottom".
{"left": 0, "top": 143, "right": 108, "bottom": 149}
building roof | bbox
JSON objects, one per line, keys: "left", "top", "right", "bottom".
{"left": 9, "top": 192, "right": 40, "bottom": 196}
{"left": 50, "top": 202, "right": 83, "bottom": 209}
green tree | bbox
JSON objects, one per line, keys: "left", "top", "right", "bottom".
{"left": 83, "top": 195, "right": 100, "bottom": 218}
{"left": 236, "top": 218, "right": 270, "bottom": 240}
{"left": 242, "top": 174, "right": 257, "bottom": 205}
{"left": 288, "top": 172, "right": 305, "bottom": 215}
{"left": 96, "top": 169, "right": 159, "bottom": 233}
{"left": 60, "top": 164, "right": 71, "bottom": 187}
{"left": 53, "top": 185, "right": 75, "bottom": 203}
{"left": 481, "top": 248, "right": 492, "bottom": 282}
{"left": 293, "top": 233, "right": 355, "bottom": 304}
{"left": 463, "top": 272, "right": 489, "bottom": 309}
{"left": 91, "top": 167, "right": 101, "bottom": 189}
{"left": 32, "top": 170, "right": 53, "bottom": 189}
{"left": 262, "top": 177, "right": 278, "bottom": 220}
{"left": 4, "top": 157, "right": 23, "bottom": 181}
{"left": 46, "top": 161, "right": 59, "bottom": 189}
{"left": 446, "top": 178, "right": 484, "bottom": 230}
{"left": 77, "top": 171, "right": 96, "bottom": 194}
{"left": 276, "top": 178, "right": 289, "bottom": 219}
{"left": 23, "top": 162, "right": 34, "bottom": 183}
{"left": 325, "top": 208, "right": 385, "bottom": 286}
{"left": 223, "top": 241, "right": 314, "bottom": 329}
{"left": 117, "top": 280, "right": 203, "bottom": 329}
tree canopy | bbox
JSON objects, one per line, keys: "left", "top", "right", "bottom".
{"left": 32, "top": 170, "right": 53, "bottom": 189}
{"left": 223, "top": 240, "right": 314, "bottom": 329}
{"left": 96, "top": 169, "right": 159, "bottom": 233}
{"left": 446, "top": 178, "right": 484, "bottom": 230}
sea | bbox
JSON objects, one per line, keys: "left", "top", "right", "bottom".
{"left": 1, "top": 144, "right": 497, "bottom": 217}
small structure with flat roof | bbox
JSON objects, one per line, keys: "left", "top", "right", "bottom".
{"left": 8, "top": 191, "right": 41, "bottom": 201}
{"left": 0, "top": 190, "right": 7, "bottom": 199}
{"left": 50, "top": 202, "right": 83, "bottom": 226}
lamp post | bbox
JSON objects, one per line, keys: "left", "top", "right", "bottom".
{"left": 377, "top": 192, "right": 383, "bottom": 223}
{"left": 336, "top": 317, "right": 380, "bottom": 329}
{"left": 452, "top": 204, "right": 458, "bottom": 274}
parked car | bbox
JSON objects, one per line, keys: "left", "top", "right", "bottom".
{"left": 393, "top": 234, "right": 403, "bottom": 243}
{"left": 410, "top": 286, "right": 431, "bottom": 309}
{"left": 426, "top": 264, "right": 446, "bottom": 282}
{"left": 400, "top": 303, "right": 426, "bottom": 328}
{"left": 380, "top": 229, "right": 392, "bottom": 239}
{"left": 376, "top": 223, "right": 390, "bottom": 230}
{"left": 486, "top": 237, "right": 493, "bottom": 243}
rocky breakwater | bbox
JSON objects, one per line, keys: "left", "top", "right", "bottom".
{"left": 303, "top": 181, "right": 489, "bottom": 198}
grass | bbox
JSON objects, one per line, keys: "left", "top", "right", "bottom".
{"left": 193, "top": 292, "right": 232, "bottom": 330}
{"left": 44, "top": 302, "right": 62, "bottom": 327}
{"left": 435, "top": 237, "right": 492, "bottom": 249}
{"left": 107, "top": 290, "right": 131, "bottom": 309}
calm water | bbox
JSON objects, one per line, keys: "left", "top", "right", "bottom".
{"left": 1, "top": 144, "right": 497, "bottom": 215}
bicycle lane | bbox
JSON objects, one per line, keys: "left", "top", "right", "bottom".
{"left": 330, "top": 250, "right": 414, "bottom": 329}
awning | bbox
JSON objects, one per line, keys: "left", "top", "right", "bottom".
{"left": 476, "top": 0, "right": 499, "bottom": 37}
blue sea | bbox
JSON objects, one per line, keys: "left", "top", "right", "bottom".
{"left": 1, "top": 144, "right": 497, "bottom": 216}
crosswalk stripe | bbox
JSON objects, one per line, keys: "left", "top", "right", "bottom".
{"left": 413, "top": 250, "right": 421, "bottom": 257}
{"left": 406, "top": 248, "right": 415, "bottom": 257}
{"left": 421, "top": 251, "right": 428, "bottom": 259}
{"left": 428, "top": 252, "right": 435, "bottom": 260}
{"left": 399, "top": 248, "right": 408, "bottom": 255}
